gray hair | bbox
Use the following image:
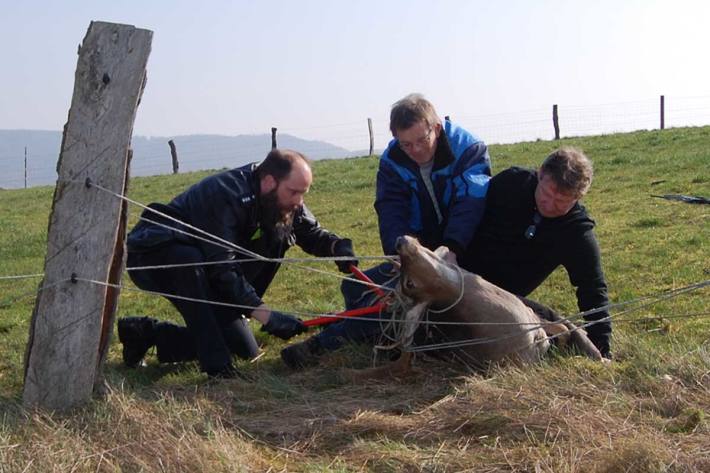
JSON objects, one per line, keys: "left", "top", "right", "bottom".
{"left": 389, "top": 93, "right": 442, "bottom": 136}
{"left": 540, "top": 147, "right": 594, "bottom": 197}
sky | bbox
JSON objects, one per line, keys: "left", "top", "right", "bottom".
{"left": 2, "top": 0, "right": 710, "bottom": 150}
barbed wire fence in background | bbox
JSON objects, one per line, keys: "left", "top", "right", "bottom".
{"left": 1, "top": 99, "right": 708, "bottom": 387}
{"left": 2, "top": 94, "right": 710, "bottom": 189}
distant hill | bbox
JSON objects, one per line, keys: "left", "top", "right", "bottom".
{"left": 0, "top": 130, "right": 366, "bottom": 189}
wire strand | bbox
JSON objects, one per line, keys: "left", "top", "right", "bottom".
{"left": 126, "top": 255, "right": 398, "bottom": 272}
{"left": 406, "top": 279, "right": 709, "bottom": 353}
{"left": 77, "top": 277, "right": 396, "bottom": 322}
{"left": 84, "top": 180, "right": 265, "bottom": 260}
{"left": 80, "top": 179, "right": 400, "bottom": 287}
{"left": 0, "top": 273, "right": 44, "bottom": 281}
{"left": 0, "top": 279, "right": 69, "bottom": 310}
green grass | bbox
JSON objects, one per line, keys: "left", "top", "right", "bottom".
{"left": 1, "top": 126, "right": 709, "bottom": 471}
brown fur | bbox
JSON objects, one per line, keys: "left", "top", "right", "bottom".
{"left": 353, "top": 236, "right": 601, "bottom": 380}
{"left": 344, "top": 351, "right": 415, "bottom": 383}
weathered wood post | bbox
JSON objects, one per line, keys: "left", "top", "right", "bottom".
{"left": 660, "top": 95, "right": 665, "bottom": 130}
{"left": 23, "top": 21, "right": 152, "bottom": 410}
{"left": 271, "top": 127, "right": 278, "bottom": 149}
{"left": 552, "top": 104, "right": 560, "bottom": 140}
{"left": 367, "top": 118, "right": 374, "bottom": 156}
{"left": 168, "top": 139, "right": 179, "bottom": 174}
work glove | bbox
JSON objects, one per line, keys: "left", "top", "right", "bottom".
{"left": 333, "top": 238, "right": 358, "bottom": 273}
{"left": 260, "top": 311, "right": 307, "bottom": 340}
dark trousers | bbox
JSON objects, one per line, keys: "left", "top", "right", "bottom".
{"left": 314, "top": 262, "right": 398, "bottom": 351}
{"left": 127, "top": 243, "right": 259, "bottom": 373}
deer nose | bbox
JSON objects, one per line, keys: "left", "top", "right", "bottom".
{"left": 395, "top": 236, "right": 406, "bottom": 252}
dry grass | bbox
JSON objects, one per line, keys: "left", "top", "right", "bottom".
{"left": 1, "top": 387, "right": 275, "bottom": 472}
{"left": 2, "top": 341, "right": 708, "bottom": 472}
{"left": 1, "top": 127, "right": 708, "bottom": 471}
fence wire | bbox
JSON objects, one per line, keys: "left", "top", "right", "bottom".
{"left": 3, "top": 95, "right": 710, "bottom": 189}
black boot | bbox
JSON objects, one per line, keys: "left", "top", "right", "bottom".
{"left": 281, "top": 336, "right": 325, "bottom": 370}
{"left": 117, "top": 316, "right": 158, "bottom": 367}
{"left": 206, "top": 363, "right": 251, "bottom": 381}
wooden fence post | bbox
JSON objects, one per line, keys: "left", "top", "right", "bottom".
{"left": 22, "top": 21, "right": 152, "bottom": 410}
{"left": 367, "top": 118, "right": 374, "bottom": 156}
{"left": 660, "top": 95, "right": 665, "bottom": 130}
{"left": 553, "top": 104, "right": 560, "bottom": 140}
{"left": 168, "top": 139, "right": 179, "bottom": 174}
{"left": 271, "top": 127, "right": 278, "bottom": 149}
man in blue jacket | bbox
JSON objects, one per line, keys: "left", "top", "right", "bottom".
{"left": 118, "top": 149, "right": 357, "bottom": 379}
{"left": 281, "top": 93, "right": 491, "bottom": 369}
{"left": 375, "top": 94, "right": 491, "bottom": 261}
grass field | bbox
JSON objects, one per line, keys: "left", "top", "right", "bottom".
{"left": 0, "top": 126, "right": 708, "bottom": 472}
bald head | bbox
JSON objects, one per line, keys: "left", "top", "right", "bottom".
{"left": 256, "top": 149, "right": 311, "bottom": 181}
{"left": 258, "top": 149, "right": 312, "bottom": 212}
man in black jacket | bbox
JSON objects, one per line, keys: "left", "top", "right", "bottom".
{"left": 118, "top": 149, "right": 357, "bottom": 378}
{"left": 460, "top": 147, "right": 612, "bottom": 358}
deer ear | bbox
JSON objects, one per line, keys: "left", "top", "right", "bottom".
{"left": 402, "top": 302, "right": 429, "bottom": 346}
{"left": 434, "top": 246, "right": 450, "bottom": 259}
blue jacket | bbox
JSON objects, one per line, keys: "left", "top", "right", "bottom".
{"left": 375, "top": 121, "right": 491, "bottom": 257}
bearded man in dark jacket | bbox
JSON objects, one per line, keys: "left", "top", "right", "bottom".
{"left": 118, "top": 149, "right": 357, "bottom": 378}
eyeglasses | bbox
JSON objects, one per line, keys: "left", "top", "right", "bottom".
{"left": 399, "top": 128, "right": 433, "bottom": 151}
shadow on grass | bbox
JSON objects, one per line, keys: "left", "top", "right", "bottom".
{"left": 95, "top": 345, "right": 477, "bottom": 452}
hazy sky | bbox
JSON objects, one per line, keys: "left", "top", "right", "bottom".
{"left": 2, "top": 0, "right": 709, "bottom": 149}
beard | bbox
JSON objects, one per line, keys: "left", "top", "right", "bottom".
{"left": 259, "top": 188, "right": 295, "bottom": 242}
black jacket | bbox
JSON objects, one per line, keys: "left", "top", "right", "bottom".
{"left": 127, "top": 163, "right": 342, "bottom": 309}
{"left": 461, "top": 167, "right": 612, "bottom": 356}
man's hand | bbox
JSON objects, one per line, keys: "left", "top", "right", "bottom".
{"left": 260, "top": 311, "right": 307, "bottom": 340}
{"left": 333, "top": 238, "right": 358, "bottom": 273}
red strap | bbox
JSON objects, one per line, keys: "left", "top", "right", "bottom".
{"left": 303, "top": 303, "right": 386, "bottom": 327}
{"left": 349, "top": 264, "right": 386, "bottom": 297}
{"left": 302, "top": 264, "right": 390, "bottom": 327}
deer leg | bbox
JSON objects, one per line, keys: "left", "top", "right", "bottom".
{"left": 543, "top": 322, "right": 571, "bottom": 349}
{"left": 344, "top": 351, "right": 414, "bottom": 382}
{"left": 522, "top": 297, "right": 602, "bottom": 361}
